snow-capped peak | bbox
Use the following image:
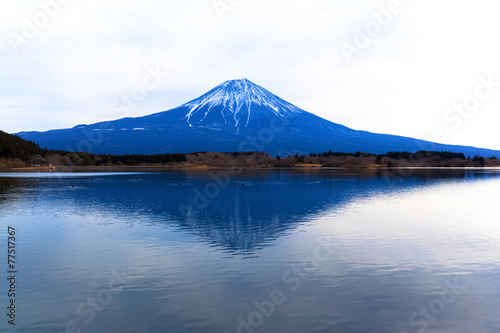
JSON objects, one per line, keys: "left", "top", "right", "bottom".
{"left": 182, "top": 79, "right": 304, "bottom": 131}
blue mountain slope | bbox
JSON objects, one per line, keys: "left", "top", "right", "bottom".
{"left": 15, "top": 79, "right": 500, "bottom": 157}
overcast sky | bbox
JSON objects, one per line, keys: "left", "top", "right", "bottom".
{"left": 1, "top": 0, "right": 499, "bottom": 150}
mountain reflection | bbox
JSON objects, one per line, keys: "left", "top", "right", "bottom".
{"left": 1, "top": 168, "right": 498, "bottom": 253}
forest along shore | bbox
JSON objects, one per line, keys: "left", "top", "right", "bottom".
{"left": 1, "top": 151, "right": 500, "bottom": 171}
{"left": 2, "top": 130, "right": 499, "bottom": 170}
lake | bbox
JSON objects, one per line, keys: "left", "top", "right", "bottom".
{"left": 1, "top": 168, "right": 499, "bottom": 333}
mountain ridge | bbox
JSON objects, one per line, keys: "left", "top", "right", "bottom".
{"left": 15, "top": 79, "right": 500, "bottom": 158}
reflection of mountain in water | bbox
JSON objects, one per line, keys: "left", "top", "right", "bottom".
{"left": 0, "top": 169, "right": 498, "bottom": 253}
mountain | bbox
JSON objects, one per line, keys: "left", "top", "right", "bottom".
{"left": 15, "top": 79, "right": 500, "bottom": 157}
{"left": 0, "top": 130, "right": 44, "bottom": 160}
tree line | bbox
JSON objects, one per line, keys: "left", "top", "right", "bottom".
{"left": 1, "top": 130, "right": 498, "bottom": 168}
{"left": 0, "top": 131, "right": 43, "bottom": 160}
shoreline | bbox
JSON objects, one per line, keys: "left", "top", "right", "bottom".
{"left": 1, "top": 165, "right": 499, "bottom": 173}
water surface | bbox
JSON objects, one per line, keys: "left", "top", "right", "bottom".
{"left": 1, "top": 168, "right": 499, "bottom": 332}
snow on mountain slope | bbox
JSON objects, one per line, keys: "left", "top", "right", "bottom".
{"left": 14, "top": 79, "right": 500, "bottom": 157}
{"left": 181, "top": 79, "right": 304, "bottom": 132}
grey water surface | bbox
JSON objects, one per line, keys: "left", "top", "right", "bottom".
{"left": 1, "top": 168, "right": 499, "bottom": 333}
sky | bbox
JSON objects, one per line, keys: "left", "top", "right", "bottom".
{"left": 1, "top": 0, "right": 499, "bottom": 150}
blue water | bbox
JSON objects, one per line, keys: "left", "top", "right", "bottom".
{"left": 1, "top": 168, "right": 500, "bottom": 332}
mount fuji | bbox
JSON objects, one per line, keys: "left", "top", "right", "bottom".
{"left": 16, "top": 79, "right": 500, "bottom": 157}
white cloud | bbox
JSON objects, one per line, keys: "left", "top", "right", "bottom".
{"left": 1, "top": 0, "right": 499, "bottom": 150}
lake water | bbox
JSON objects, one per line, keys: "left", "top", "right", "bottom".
{"left": 1, "top": 168, "right": 500, "bottom": 333}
